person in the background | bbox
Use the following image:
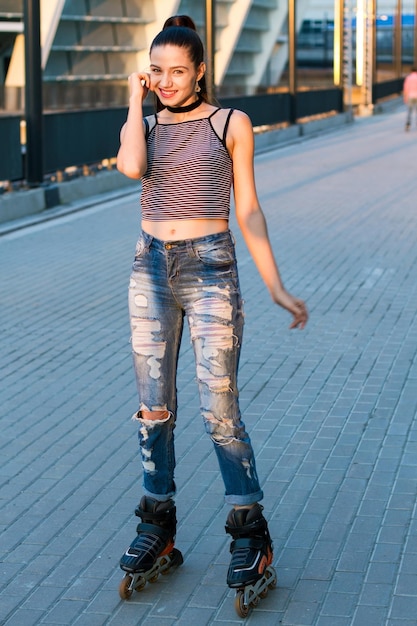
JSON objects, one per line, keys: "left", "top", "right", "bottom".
{"left": 403, "top": 67, "right": 417, "bottom": 131}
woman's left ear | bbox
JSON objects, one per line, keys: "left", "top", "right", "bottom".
{"left": 197, "top": 62, "right": 206, "bottom": 82}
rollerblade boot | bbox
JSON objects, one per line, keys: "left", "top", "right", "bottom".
{"left": 118, "top": 496, "right": 183, "bottom": 599}
{"left": 226, "top": 504, "right": 277, "bottom": 617}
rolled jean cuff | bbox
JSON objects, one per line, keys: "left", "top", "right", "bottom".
{"left": 225, "top": 489, "right": 264, "bottom": 506}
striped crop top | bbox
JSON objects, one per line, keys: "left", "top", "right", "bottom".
{"left": 140, "top": 108, "right": 234, "bottom": 221}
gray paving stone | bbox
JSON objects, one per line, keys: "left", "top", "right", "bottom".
{"left": 352, "top": 604, "right": 388, "bottom": 625}
{"left": 3, "top": 609, "right": 46, "bottom": 626}
{"left": 315, "top": 618, "right": 352, "bottom": 626}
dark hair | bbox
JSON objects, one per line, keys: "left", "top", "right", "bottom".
{"left": 163, "top": 15, "right": 197, "bottom": 30}
{"left": 150, "top": 15, "right": 209, "bottom": 110}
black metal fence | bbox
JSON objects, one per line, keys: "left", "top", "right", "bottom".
{"left": 372, "top": 78, "right": 404, "bottom": 102}
{"left": 0, "top": 116, "right": 23, "bottom": 181}
{"left": 0, "top": 80, "right": 403, "bottom": 182}
{"left": 219, "top": 92, "right": 292, "bottom": 126}
{"left": 43, "top": 108, "right": 128, "bottom": 173}
{"left": 296, "top": 88, "right": 344, "bottom": 119}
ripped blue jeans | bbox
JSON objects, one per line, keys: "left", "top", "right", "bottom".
{"left": 128, "top": 229, "right": 263, "bottom": 506}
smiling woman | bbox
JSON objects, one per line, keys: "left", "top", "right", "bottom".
{"left": 116, "top": 13, "right": 308, "bottom": 616}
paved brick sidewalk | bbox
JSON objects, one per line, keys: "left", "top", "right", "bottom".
{"left": 1, "top": 106, "right": 417, "bottom": 626}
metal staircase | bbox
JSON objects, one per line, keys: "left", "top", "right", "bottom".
{"left": 0, "top": 0, "right": 311, "bottom": 95}
{"left": 45, "top": 0, "right": 151, "bottom": 81}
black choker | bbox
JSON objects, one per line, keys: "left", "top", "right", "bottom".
{"left": 166, "top": 95, "right": 203, "bottom": 113}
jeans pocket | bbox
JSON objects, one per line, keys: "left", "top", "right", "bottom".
{"left": 195, "top": 240, "right": 236, "bottom": 267}
{"left": 134, "top": 234, "right": 148, "bottom": 260}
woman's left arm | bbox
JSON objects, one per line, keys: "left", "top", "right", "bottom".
{"left": 228, "top": 110, "right": 308, "bottom": 329}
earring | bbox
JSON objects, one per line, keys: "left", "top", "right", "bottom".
{"left": 195, "top": 82, "right": 201, "bottom": 93}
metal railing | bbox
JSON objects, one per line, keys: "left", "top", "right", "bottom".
{"left": 0, "top": 79, "right": 403, "bottom": 183}
{"left": 0, "top": 115, "right": 22, "bottom": 181}
{"left": 372, "top": 78, "right": 403, "bottom": 102}
{"left": 43, "top": 107, "right": 128, "bottom": 173}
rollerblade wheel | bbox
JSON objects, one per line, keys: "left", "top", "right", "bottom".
{"left": 135, "top": 576, "right": 146, "bottom": 592}
{"left": 148, "top": 573, "right": 159, "bottom": 583}
{"left": 159, "top": 556, "right": 170, "bottom": 575}
{"left": 119, "top": 575, "right": 133, "bottom": 600}
{"left": 235, "top": 590, "right": 251, "bottom": 618}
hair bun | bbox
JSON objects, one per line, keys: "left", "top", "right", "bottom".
{"left": 163, "top": 15, "right": 197, "bottom": 31}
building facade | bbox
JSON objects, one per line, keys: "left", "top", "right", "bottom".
{"left": 0, "top": 0, "right": 415, "bottom": 105}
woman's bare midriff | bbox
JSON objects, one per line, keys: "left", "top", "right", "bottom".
{"left": 142, "top": 218, "right": 229, "bottom": 241}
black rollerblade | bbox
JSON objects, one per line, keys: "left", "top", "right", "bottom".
{"left": 118, "top": 496, "right": 183, "bottom": 599}
{"left": 225, "top": 504, "right": 277, "bottom": 617}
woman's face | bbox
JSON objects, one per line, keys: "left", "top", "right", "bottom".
{"left": 149, "top": 44, "right": 205, "bottom": 108}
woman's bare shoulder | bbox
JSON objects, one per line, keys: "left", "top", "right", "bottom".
{"left": 227, "top": 109, "right": 254, "bottom": 149}
{"left": 228, "top": 108, "right": 253, "bottom": 132}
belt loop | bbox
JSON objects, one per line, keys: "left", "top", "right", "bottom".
{"left": 186, "top": 239, "right": 195, "bottom": 256}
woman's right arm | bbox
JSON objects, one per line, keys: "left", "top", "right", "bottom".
{"left": 116, "top": 73, "right": 150, "bottom": 179}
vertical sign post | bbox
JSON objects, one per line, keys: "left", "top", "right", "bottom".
{"left": 205, "top": 0, "right": 215, "bottom": 101}
{"left": 356, "top": 0, "right": 375, "bottom": 113}
{"left": 288, "top": 0, "right": 297, "bottom": 123}
{"left": 334, "top": 0, "right": 344, "bottom": 86}
{"left": 24, "top": 0, "right": 43, "bottom": 185}
{"left": 342, "top": 0, "right": 354, "bottom": 117}
{"left": 414, "top": 0, "right": 417, "bottom": 67}
{"left": 394, "top": 0, "right": 402, "bottom": 78}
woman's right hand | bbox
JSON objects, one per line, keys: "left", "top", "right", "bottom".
{"left": 128, "top": 72, "right": 150, "bottom": 102}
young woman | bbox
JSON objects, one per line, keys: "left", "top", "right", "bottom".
{"left": 117, "top": 14, "right": 308, "bottom": 601}
{"left": 404, "top": 67, "right": 417, "bottom": 131}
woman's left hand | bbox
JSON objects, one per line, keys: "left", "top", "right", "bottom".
{"left": 288, "top": 298, "right": 308, "bottom": 329}
{"left": 276, "top": 292, "right": 308, "bottom": 329}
